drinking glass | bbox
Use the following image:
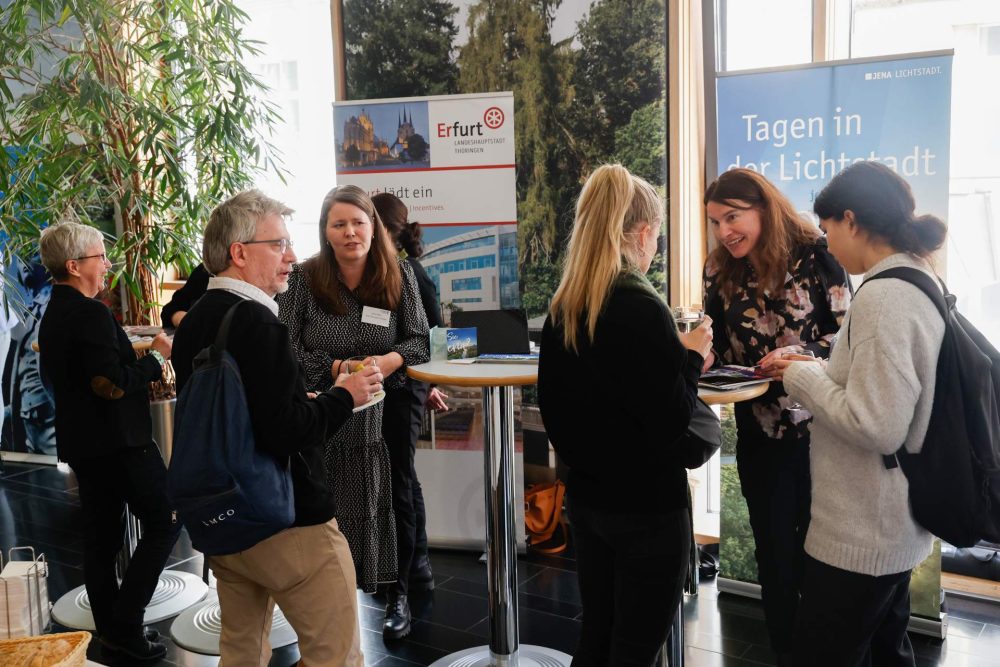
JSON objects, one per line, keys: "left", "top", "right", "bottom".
{"left": 672, "top": 306, "right": 704, "bottom": 333}
{"left": 343, "top": 355, "right": 376, "bottom": 375}
{"left": 332, "top": 356, "right": 379, "bottom": 393}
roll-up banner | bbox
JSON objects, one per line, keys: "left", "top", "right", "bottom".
{"left": 714, "top": 51, "right": 953, "bottom": 627}
{"left": 333, "top": 91, "right": 524, "bottom": 549}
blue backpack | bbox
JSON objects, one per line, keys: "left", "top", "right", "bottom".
{"left": 168, "top": 301, "right": 295, "bottom": 555}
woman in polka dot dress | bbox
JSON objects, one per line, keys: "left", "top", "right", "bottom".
{"left": 278, "top": 185, "right": 430, "bottom": 593}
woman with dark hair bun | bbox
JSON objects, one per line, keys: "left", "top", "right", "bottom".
{"left": 771, "top": 161, "right": 947, "bottom": 665}
{"left": 371, "top": 192, "right": 449, "bottom": 636}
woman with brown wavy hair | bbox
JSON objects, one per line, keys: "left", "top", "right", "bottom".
{"left": 702, "top": 168, "right": 851, "bottom": 665}
{"left": 277, "top": 185, "right": 429, "bottom": 634}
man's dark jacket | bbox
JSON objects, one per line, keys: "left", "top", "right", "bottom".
{"left": 171, "top": 289, "right": 354, "bottom": 526}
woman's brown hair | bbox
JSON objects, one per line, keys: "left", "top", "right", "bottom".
{"left": 704, "top": 168, "right": 820, "bottom": 298}
{"left": 304, "top": 185, "right": 402, "bottom": 314}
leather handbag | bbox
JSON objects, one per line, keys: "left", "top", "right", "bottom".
{"left": 524, "top": 479, "right": 568, "bottom": 554}
{"left": 676, "top": 397, "right": 722, "bottom": 469}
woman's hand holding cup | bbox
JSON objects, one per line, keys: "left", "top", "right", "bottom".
{"left": 334, "top": 356, "right": 383, "bottom": 407}
{"left": 678, "top": 315, "right": 713, "bottom": 360}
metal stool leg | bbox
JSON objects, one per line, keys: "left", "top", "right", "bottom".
{"left": 657, "top": 600, "right": 685, "bottom": 667}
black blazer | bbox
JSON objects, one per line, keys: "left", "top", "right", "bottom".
{"left": 538, "top": 278, "right": 702, "bottom": 513}
{"left": 39, "top": 285, "right": 163, "bottom": 464}
{"left": 406, "top": 257, "right": 443, "bottom": 329}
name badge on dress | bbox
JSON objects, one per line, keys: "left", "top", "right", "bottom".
{"left": 361, "top": 306, "right": 392, "bottom": 327}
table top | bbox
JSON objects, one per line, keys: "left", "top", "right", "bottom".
{"left": 407, "top": 360, "right": 538, "bottom": 387}
{"left": 698, "top": 381, "right": 769, "bottom": 405}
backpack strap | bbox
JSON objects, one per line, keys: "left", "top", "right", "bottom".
{"left": 847, "top": 266, "right": 949, "bottom": 347}
{"left": 848, "top": 266, "right": 949, "bottom": 471}
{"left": 210, "top": 300, "right": 249, "bottom": 359}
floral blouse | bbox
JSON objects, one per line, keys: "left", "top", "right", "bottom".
{"left": 703, "top": 239, "right": 851, "bottom": 441}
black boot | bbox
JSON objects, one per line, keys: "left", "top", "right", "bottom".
{"left": 100, "top": 631, "right": 167, "bottom": 661}
{"left": 409, "top": 552, "right": 435, "bottom": 592}
{"left": 383, "top": 592, "right": 412, "bottom": 640}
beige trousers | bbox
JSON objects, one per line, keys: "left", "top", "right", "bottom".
{"left": 210, "top": 518, "right": 364, "bottom": 667}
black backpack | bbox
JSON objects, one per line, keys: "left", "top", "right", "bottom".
{"left": 852, "top": 266, "right": 1000, "bottom": 547}
{"left": 168, "top": 301, "right": 295, "bottom": 555}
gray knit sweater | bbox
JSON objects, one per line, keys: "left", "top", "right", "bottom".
{"left": 784, "top": 253, "right": 944, "bottom": 576}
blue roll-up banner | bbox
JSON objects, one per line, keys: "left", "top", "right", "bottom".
{"left": 714, "top": 51, "right": 953, "bottom": 628}
{"left": 716, "top": 51, "right": 953, "bottom": 220}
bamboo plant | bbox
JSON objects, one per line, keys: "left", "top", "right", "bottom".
{"left": 0, "top": 0, "right": 284, "bottom": 324}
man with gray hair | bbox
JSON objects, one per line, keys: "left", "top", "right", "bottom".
{"left": 171, "top": 190, "right": 378, "bottom": 666}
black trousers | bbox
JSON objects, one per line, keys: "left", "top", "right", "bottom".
{"left": 382, "top": 381, "right": 429, "bottom": 594}
{"left": 736, "top": 433, "right": 811, "bottom": 655}
{"left": 568, "top": 497, "right": 690, "bottom": 667}
{"left": 72, "top": 444, "right": 180, "bottom": 638}
{"left": 794, "top": 556, "right": 915, "bottom": 667}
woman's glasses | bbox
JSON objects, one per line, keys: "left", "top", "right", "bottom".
{"left": 74, "top": 252, "right": 108, "bottom": 262}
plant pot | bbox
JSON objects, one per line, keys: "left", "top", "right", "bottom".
{"left": 150, "top": 398, "right": 176, "bottom": 466}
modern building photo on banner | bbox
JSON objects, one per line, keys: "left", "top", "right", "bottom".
{"left": 713, "top": 50, "right": 954, "bottom": 626}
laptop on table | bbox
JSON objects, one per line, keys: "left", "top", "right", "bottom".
{"left": 450, "top": 309, "right": 539, "bottom": 364}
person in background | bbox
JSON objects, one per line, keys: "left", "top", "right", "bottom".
{"left": 372, "top": 193, "right": 445, "bottom": 605}
{"left": 772, "top": 162, "right": 947, "bottom": 666}
{"left": 702, "top": 168, "right": 850, "bottom": 665}
{"left": 9, "top": 259, "right": 56, "bottom": 455}
{"left": 278, "top": 185, "right": 429, "bottom": 639}
{"left": 160, "top": 263, "right": 210, "bottom": 328}
{"left": 0, "top": 252, "right": 17, "bottom": 457}
{"left": 38, "top": 222, "right": 180, "bottom": 661}
{"left": 171, "top": 190, "right": 379, "bottom": 666}
{"left": 538, "top": 164, "right": 712, "bottom": 665}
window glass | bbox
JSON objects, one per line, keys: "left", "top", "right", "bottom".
{"left": 851, "top": 0, "right": 1000, "bottom": 345}
{"left": 720, "top": 0, "right": 812, "bottom": 72}
{"left": 235, "top": 0, "right": 336, "bottom": 260}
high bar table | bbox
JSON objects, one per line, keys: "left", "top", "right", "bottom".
{"left": 407, "top": 360, "right": 571, "bottom": 667}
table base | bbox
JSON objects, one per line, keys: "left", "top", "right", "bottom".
{"left": 51, "top": 571, "right": 208, "bottom": 630}
{"left": 429, "top": 644, "right": 572, "bottom": 667}
{"left": 169, "top": 591, "right": 298, "bottom": 654}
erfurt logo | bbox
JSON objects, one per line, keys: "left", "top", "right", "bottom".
{"left": 483, "top": 106, "right": 505, "bottom": 129}
{"left": 202, "top": 509, "right": 236, "bottom": 526}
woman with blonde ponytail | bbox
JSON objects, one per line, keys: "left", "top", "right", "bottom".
{"left": 538, "top": 164, "right": 713, "bottom": 666}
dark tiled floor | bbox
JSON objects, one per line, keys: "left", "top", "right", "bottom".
{"left": 3, "top": 460, "right": 1000, "bottom": 665}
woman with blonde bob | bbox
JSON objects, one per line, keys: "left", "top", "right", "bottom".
{"left": 538, "top": 164, "right": 712, "bottom": 665}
